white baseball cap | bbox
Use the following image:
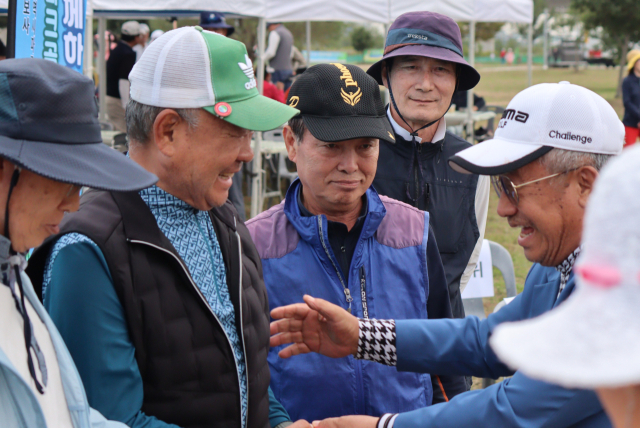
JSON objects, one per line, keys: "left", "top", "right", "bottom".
{"left": 449, "top": 82, "right": 624, "bottom": 175}
{"left": 490, "top": 145, "right": 640, "bottom": 389}
{"left": 121, "top": 21, "right": 141, "bottom": 37}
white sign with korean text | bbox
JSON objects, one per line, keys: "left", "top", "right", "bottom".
{"left": 462, "top": 240, "right": 494, "bottom": 299}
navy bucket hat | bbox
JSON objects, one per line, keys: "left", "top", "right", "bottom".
{"left": 199, "top": 12, "right": 235, "bottom": 36}
{"left": 368, "top": 11, "right": 480, "bottom": 92}
{"left": 0, "top": 58, "right": 157, "bottom": 191}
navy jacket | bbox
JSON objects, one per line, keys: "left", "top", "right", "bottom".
{"left": 622, "top": 73, "right": 640, "bottom": 128}
{"left": 391, "top": 264, "right": 611, "bottom": 428}
{"left": 247, "top": 181, "right": 466, "bottom": 422}
{"left": 373, "top": 129, "right": 480, "bottom": 319}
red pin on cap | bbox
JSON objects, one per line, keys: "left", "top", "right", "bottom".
{"left": 214, "top": 102, "right": 232, "bottom": 117}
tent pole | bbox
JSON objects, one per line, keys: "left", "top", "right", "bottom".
{"left": 527, "top": 22, "right": 533, "bottom": 87}
{"left": 251, "top": 18, "right": 267, "bottom": 219}
{"left": 98, "top": 17, "right": 107, "bottom": 123}
{"left": 306, "top": 21, "right": 311, "bottom": 66}
{"left": 542, "top": 8, "right": 548, "bottom": 70}
{"left": 466, "top": 21, "right": 475, "bottom": 143}
{"left": 83, "top": 0, "right": 94, "bottom": 79}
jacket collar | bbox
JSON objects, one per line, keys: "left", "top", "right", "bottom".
{"left": 283, "top": 179, "right": 386, "bottom": 245}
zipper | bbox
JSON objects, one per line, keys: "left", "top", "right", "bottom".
{"left": 234, "top": 218, "right": 249, "bottom": 428}
{"left": 414, "top": 141, "right": 421, "bottom": 206}
{"left": 425, "top": 182, "right": 431, "bottom": 210}
{"left": 359, "top": 267, "right": 368, "bottom": 320}
{"left": 317, "top": 216, "right": 352, "bottom": 312}
{"left": 128, "top": 238, "right": 244, "bottom": 426}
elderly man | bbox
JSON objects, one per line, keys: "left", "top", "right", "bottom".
{"left": 368, "top": 11, "right": 490, "bottom": 319}
{"left": 0, "top": 59, "right": 155, "bottom": 427}
{"left": 28, "top": 28, "right": 303, "bottom": 428}
{"left": 246, "top": 63, "right": 466, "bottom": 423}
{"left": 268, "top": 82, "right": 623, "bottom": 428}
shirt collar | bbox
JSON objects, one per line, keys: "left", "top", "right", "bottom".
{"left": 297, "top": 184, "right": 368, "bottom": 222}
{"left": 386, "top": 105, "right": 447, "bottom": 144}
{"left": 555, "top": 246, "right": 582, "bottom": 297}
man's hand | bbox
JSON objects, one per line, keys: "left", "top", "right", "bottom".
{"left": 270, "top": 295, "right": 360, "bottom": 359}
{"left": 290, "top": 420, "right": 313, "bottom": 428}
{"left": 312, "top": 416, "right": 378, "bottom": 428}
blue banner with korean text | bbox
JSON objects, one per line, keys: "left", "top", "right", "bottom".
{"left": 14, "top": 0, "right": 87, "bottom": 73}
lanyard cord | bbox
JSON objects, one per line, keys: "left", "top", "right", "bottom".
{"left": 1, "top": 167, "right": 48, "bottom": 394}
{"left": 386, "top": 68, "right": 440, "bottom": 144}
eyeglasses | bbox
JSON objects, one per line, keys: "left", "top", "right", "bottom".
{"left": 491, "top": 171, "right": 570, "bottom": 205}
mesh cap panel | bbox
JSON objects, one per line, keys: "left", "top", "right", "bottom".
{"left": 129, "top": 27, "right": 215, "bottom": 108}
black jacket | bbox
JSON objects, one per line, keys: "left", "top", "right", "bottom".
{"left": 622, "top": 73, "right": 640, "bottom": 128}
{"left": 373, "top": 130, "right": 480, "bottom": 319}
{"left": 28, "top": 190, "right": 271, "bottom": 428}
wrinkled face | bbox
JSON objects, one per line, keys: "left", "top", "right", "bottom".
{"left": 496, "top": 160, "right": 584, "bottom": 267}
{"left": 284, "top": 126, "right": 378, "bottom": 216}
{"left": 382, "top": 56, "right": 457, "bottom": 127}
{"left": 169, "top": 110, "right": 253, "bottom": 211}
{"left": 1, "top": 166, "right": 80, "bottom": 252}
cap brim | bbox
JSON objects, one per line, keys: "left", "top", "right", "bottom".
{"left": 367, "top": 45, "right": 480, "bottom": 91}
{"left": 200, "top": 24, "right": 234, "bottom": 36}
{"left": 0, "top": 136, "right": 157, "bottom": 191}
{"left": 448, "top": 138, "right": 553, "bottom": 175}
{"left": 203, "top": 94, "right": 299, "bottom": 132}
{"left": 302, "top": 114, "right": 396, "bottom": 143}
{"left": 490, "top": 282, "right": 640, "bottom": 389}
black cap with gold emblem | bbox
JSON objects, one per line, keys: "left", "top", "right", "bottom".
{"left": 286, "top": 63, "right": 395, "bottom": 143}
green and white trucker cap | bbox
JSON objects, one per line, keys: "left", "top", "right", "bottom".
{"left": 129, "top": 26, "right": 298, "bottom": 131}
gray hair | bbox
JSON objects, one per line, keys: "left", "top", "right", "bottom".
{"left": 125, "top": 99, "right": 200, "bottom": 145}
{"left": 538, "top": 148, "right": 613, "bottom": 174}
{"left": 288, "top": 116, "right": 306, "bottom": 144}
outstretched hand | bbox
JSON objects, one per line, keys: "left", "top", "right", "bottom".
{"left": 270, "top": 295, "right": 360, "bottom": 359}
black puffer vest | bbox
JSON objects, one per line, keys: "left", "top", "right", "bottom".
{"left": 373, "top": 130, "right": 480, "bottom": 319}
{"left": 27, "top": 190, "right": 271, "bottom": 428}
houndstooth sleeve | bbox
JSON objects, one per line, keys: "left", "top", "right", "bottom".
{"left": 356, "top": 319, "right": 397, "bottom": 366}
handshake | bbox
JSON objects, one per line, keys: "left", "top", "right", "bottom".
{"left": 270, "top": 295, "right": 383, "bottom": 428}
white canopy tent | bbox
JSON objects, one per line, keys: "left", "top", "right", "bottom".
{"left": 75, "top": 0, "right": 533, "bottom": 217}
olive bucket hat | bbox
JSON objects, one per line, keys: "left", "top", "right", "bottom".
{"left": 0, "top": 58, "right": 157, "bottom": 191}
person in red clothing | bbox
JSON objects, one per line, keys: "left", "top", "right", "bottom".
{"left": 262, "top": 66, "right": 286, "bottom": 103}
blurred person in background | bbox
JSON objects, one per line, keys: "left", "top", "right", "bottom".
{"left": 491, "top": 144, "right": 640, "bottom": 428}
{"left": 149, "top": 29, "right": 164, "bottom": 44}
{"left": 199, "top": 12, "right": 235, "bottom": 37}
{"left": 264, "top": 22, "right": 294, "bottom": 90}
{"left": 133, "top": 23, "right": 150, "bottom": 62}
{"left": 262, "top": 66, "right": 285, "bottom": 103}
{"left": 106, "top": 21, "right": 144, "bottom": 132}
{"left": 622, "top": 49, "right": 640, "bottom": 148}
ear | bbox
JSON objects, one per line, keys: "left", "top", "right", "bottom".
{"left": 152, "top": 109, "right": 183, "bottom": 157}
{"left": 576, "top": 166, "right": 598, "bottom": 209}
{"left": 380, "top": 61, "right": 389, "bottom": 88}
{"left": 283, "top": 125, "right": 299, "bottom": 163}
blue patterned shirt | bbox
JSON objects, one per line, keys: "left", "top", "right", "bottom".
{"left": 43, "top": 185, "right": 248, "bottom": 428}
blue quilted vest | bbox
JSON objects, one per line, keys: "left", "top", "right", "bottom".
{"left": 247, "top": 180, "right": 433, "bottom": 422}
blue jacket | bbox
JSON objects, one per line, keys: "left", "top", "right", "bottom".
{"left": 0, "top": 270, "right": 126, "bottom": 428}
{"left": 392, "top": 264, "right": 611, "bottom": 428}
{"left": 247, "top": 181, "right": 465, "bottom": 422}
